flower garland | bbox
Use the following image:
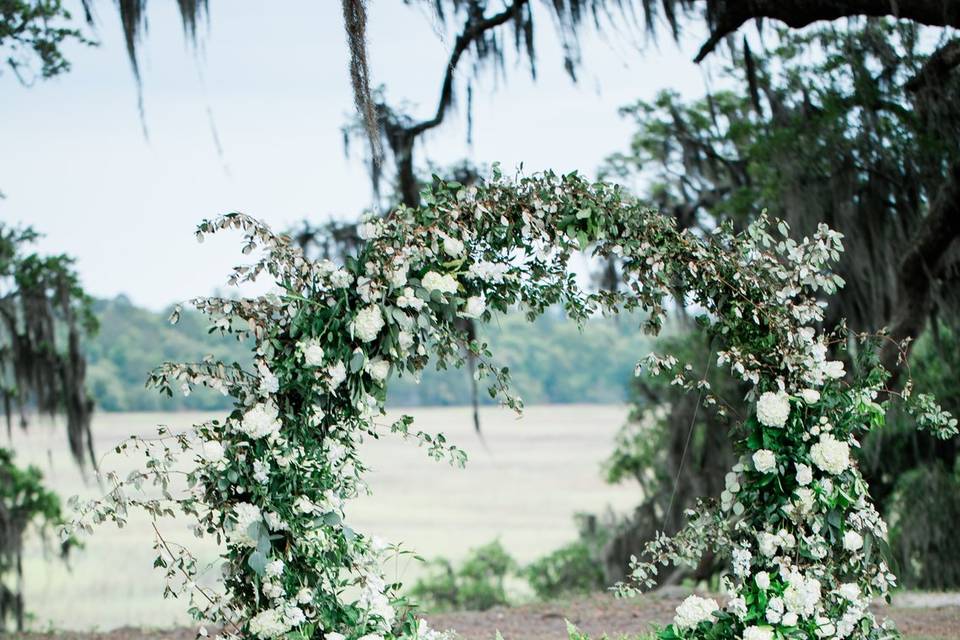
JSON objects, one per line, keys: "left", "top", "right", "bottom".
{"left": 69, "top": 168, "right": 956, "bottom": 640}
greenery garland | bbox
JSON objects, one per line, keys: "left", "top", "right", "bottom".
{"left": 69, "top": 168, "right": 957, "bottom": 640}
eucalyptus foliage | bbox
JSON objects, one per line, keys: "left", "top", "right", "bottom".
{"left": 70, "top": 168, "right": 955, "bottom": 640}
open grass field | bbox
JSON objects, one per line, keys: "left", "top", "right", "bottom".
{"left": 10, "top": 405, "right": 640, "bottom": 631}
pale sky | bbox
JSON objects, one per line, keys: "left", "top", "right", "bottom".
{"left": 2, "top": 1, "right": 716, "bottom": 310}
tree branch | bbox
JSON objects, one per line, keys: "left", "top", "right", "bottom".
{"left": 881, "top": 161, "right": 960, "bottom": 374}
{"left": 694, "top": 0, "right": 960, "bottom": 62}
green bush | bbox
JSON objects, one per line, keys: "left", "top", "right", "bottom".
{"left": 409, "top": 540, "right": 516, "bottom": 612}
{"left": 524, "top": 540, "right": 606, "bottom": 599}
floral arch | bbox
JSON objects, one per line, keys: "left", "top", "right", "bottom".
{"left": 74, "top": 169, "right": 956, "bottom": 640}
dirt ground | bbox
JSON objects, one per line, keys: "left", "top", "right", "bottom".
{"left": 12, "top": 592, "right": 960, "bottom": 640}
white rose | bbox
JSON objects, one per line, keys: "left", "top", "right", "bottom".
{"left": 461, "top": 295, "right": 486, "bottom": 318}
{"left": 765, "top": 597, "right": 784, "bottom": 624}
{"left": 326, "top": 634, "right": 345, "bottom": 640}
{"left": 756, "top": 391, "right": 791, "bottom": 428}
{"left": 422, "top": 271, "right": 458, "bottom": 294}
{"left": 810, "top": 433, "right": 851, "bottom": 475}
{"left": 199, "top": 439, "right": 225, "bottom": 464}
{"left": 743, "top": 626, "right": 773, "bottom": 640}
{"left": 796, "top": 463, "right": 813, "bottom": 486}
{"left": 782, "top": 612, "right": 798, "bottom": 627}
{"left": 300, "top": 339, "right": 325, "bottom": 367}
{"left": 673, "top": 595, "right": 719, "bottom": 629}
{"left": 365, "top": 357, "right": 390, "bottom": 382}
{"left": 443, "top": 235, "right": 464, "bottom": 257}
{"left": 838, "top": 583, "right": 861, "bottom": 601}
{"left": 843, "top": 530, "right": 863, "bottom": 552}
{"left": 753, "top": 449, "right": 777, "bottom": 473}
{"left": 352, "top": 306, "right": 384, "bottom": 343}
{"left": 755, "top": 571, "right": 771, "bottom": 590}
{"left": 800, "top": 389, "right": 821, "bottom": 404}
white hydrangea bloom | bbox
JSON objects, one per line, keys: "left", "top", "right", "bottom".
{"left": 265, "top": 559, "right": 284, "bottom": 577}
{"left": 357, "top": 221, "right": 381, "bottom": 240}
{"left": 810, "top": 433, "right": 851, "bottom": 475}
{"left": 467, "top": 260, "right": 509, "bottom": 283}
{"left": 796, "top": 463, "right": 813, "bottom": 486}
{"left": 229, "top": 502, "right": 262, "bottom": 547}
{"left": 757, "top": 391, "right": 791, "bottom": 428}
{"left": 239, "top": 402, "right": 282, "bottom": 439}
{"left": 365, "top": 357, "right": 390, "bottom": 382}
{"left": 421, "top": 271, "right": 458, "bottom": 294}
{"left": 744, "top": 626, "right": 773, "bottom": 640}
{"left": 353, "top": 306, "right": 384, "bottom": 343}
{"left": 329, "top": 268, "right": 353, "bottom": 289}
{"left": 248, "top": 608, "right": 290, "bottom": 639}
{"left": 461, "top": 296, "right": 486, "bottom": 318}
{"left": 299, "top": 339, "right": 325, "bottom": 367}
{"left": 783, "top": 571, "right": 822, "bottom": 618}
{"left": 673, "top": 595, "right": 719, "bottom": 629}
{"left": 753, "top": 449, "right": 777, "bottom": 473}
{"left": 800, "top": 389, "right": 821, "bottom": 404}
{"left": 765, "top": 597, "right": 785, "bottom": 624}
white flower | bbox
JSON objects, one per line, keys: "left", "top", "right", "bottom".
{"left": 673, "top": 595, "right": 719, "bottom": 629}
{"left": 300, "top": 339, "right": 325, "bottom": 367}
{"left": 824, "top": 360, "right": 845, "bottom": 379}
{"left": 796, "top": 463, "right": 813, "bottom": 486}
{"left": 330, "top": 269, "right": 353, "bottom": 289}
{"left": 810, "top": 433, "right": 851, "bottom": 475}
{"left": 755, "top": 571, "right": 771, "bottom": 590}
{"left": 199, "top": 440, "right": 225, "bottom": 464}
{"left": 353, "top": 306, "right": 384, "bottom": 343}
{"left": 758, "top": 532, "right": 779, "bottom": 557}
{"left": 838, "top": 583, "right": 861, "bottom": 601}
{"left": 388, "top": 264, "right": 408, "bottom": 288}
{"left": 461, "top": 295, "right": 486, "bottom": 318}
{"left": 800, "top": 389, "right": 821, "bottom": 404}
{"left": 765, "top": 597, "right": 784, "bottom": 624}
{"left": 265, "top": 559, "right": 284, "bottom": 577}
{"left": 326, "top": 634, "right": 345, "bottom": 640}
{"left": 795, "top": 487, "right": 815, "bottom": 514}
{"left": 467, "top": 260, "right": 509, "bottom": 283}
{"left": 365, "top": 357, "right": 390, "bottom": 382}
{"left": 239, "top": 402, "right": 282, "bottom": 440}
{"left": 743, "top": 626, "right": 773, "bottom": 640}
{"left": 422, "top": 271, "right": 458, "bottom": 294}
{"left": 757, "top": 391, "right": 791, "bottom": 428}
{"left": 253, "top": 459, "right": 270, "bottom": 484}
{"left": 248, "top": 608, "right": 290, "bottom": 639}
{"left": 358, "top": 221, "right": 381, "bottom": 240}
{"left": 397, "top": 330, "right": 414, "bottom": 352}
{"left": 296, "top": 587, "right": 314, "bottom": 604}
{"left": 782, "top": 612, "right": 798, "bottom": 627}
{"left": 443, "top": 235, "right": 464, "bottom": 257}
{"left": 327, "top": 361, "right": 347, "bottom": 388}
{"left": 753, "top": 449, "right": 777, "bottom": 473}
{"left": 783, "top": 571, "right": 822, "bottom": 617}
{"left": 843, "top": 530, "right": 864, "bottom": 552}
{"left": 229, "top": 502, "right": 262, "bottom": 547}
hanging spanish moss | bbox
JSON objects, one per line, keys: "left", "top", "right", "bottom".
{"left": 0, "top": 224, "right": 96, "bottom": 630}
